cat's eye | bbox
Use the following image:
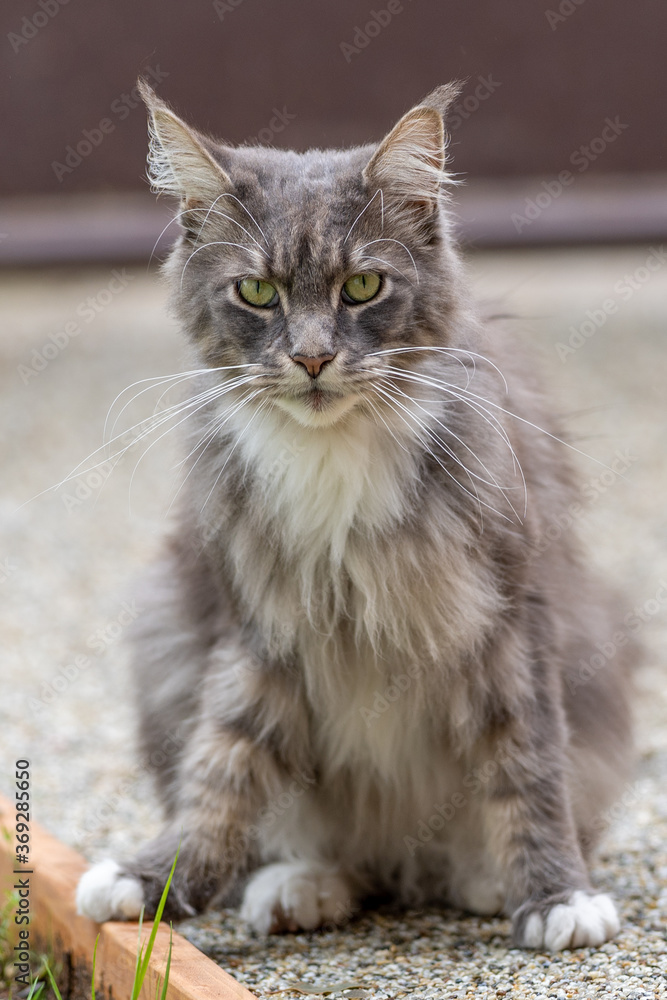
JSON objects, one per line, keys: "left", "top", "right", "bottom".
{"left": 342, "top": 273, "right": 381, "bottom": 304}
{"left": 238, "top": 277, "right": 279, "bottom": 308}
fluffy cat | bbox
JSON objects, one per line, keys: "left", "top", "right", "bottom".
{"left": 76, "top": 81, "right": 635, "bottom": 949}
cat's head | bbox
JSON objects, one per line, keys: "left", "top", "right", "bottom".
{"left": 140, "top": 81, "right": 465, "bottom": 429}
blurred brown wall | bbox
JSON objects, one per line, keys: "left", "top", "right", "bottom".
{"left": 2, "top": 0, "right": 666, "bottom": 196}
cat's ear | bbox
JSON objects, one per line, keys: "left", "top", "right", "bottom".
{"left": 363, "top": 82, "right": 461, "bottom": 215}
{"left": 138, "top": 79, "right": 232, "bottom": 206}
{"left": 417, "top": 81, "right": 464, "bottom": 122}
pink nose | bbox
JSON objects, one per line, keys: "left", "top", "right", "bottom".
{"left": 291, "top": 353, "right": 336, "bottom": 378}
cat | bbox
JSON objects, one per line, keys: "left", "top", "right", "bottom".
{"left": 76, "top": 80, "right": 635, "bottom": 949}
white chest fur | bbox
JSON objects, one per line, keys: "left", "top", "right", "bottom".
{"left": 237, "top": 403, "right": 420, "bottom": 558}
{"left": 221, "top": 400, "right": 501, "bottom": 754}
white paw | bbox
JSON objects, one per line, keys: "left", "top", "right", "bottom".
{"left": 240, "top": 861, "right": 354, "bottom": 935}
{"left": 521, "top": 891, "right": 620, "bottom": 950}
{"left": 76, "top": 859, "right": 144, "bottom": 923}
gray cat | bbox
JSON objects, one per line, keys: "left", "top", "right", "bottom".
{"left": 76, "top": 81, "right": 635, "bottom": 949}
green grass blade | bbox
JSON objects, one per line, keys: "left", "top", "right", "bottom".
{"left": 133, "top": 907, "right": 145, "bottom": 992}
{"left": 25, "top": 979, "right": 45, "bottom": 1000}
{"left": 157, "top": 923, "right": 173, "bottom": 1000}
{"left": 90, "top": 933, "right": 100, "bottom": 1000}
{"left": 131, "top": 846, "right": 179, "bottom": 1000}
{"left": 43, "top": 962, "right": 63, "bottom": 1000}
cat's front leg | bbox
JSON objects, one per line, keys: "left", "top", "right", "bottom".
{"left": 478, "top": 724, "right": 619, "bottom": 950}
{"left": 77, "top": 719, "right": 284, "bottom": 921}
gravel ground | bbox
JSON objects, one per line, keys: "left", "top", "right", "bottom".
{"left": 1, "top": 247, "right": 666, "bottom": 998}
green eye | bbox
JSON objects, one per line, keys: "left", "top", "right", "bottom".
{"left": 342, "top": 272, "right": 381, "bottom": 304}
{"left": 238, "top": 277, "right": 278, "bottom": 307}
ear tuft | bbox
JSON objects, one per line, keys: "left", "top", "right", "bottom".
{"left": 137, "top": 78, "right": 231, "bottom": 204}
{"left": 418, "top": 81, "right": 464, "bottom": 120}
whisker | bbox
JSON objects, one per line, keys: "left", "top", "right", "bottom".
{"left": 355, "top": 254, "right": 414, "bottom": 285}
{"left": 377, "top": 376, "right": 519, "bottom": 491}
{"left": 104, "top": 375, "right": 258, "bottom": 463}
{"left": 366, "top": 347, "right": 472, "bottom": 387}
{"left": 166, "top": 385, "right": 267, "bottom": 515}
{"left": 148, "top": 207, "right": 196, "bottom": 269}
{"left": 104, "top": 364, "right": 258, "bottom": 444}
{"left": 380, "top": 365, "right": 517, "bottom": 452}
{"left": 373, "top": 378, "right": 466, "bottom": 473}
{"left": 151, "top": 372, "right": 221, "bottom": 424}
{"left": 104, "top": 367, "right": 217, "bottom": 442}
{"left": 363, "top": 393, "right": 412, "bottom": 456}
{"left": 378, "top": 365, "right": 527, "bottom": 514}
{"left": 381, "top": 366, "right": 516, "bottom": 454}
{"left": 353, "top": 238, "right": 419, "bottom": 284}
{"left": 376, "top": 387, "right": 521, "bottom": 530}
{"left": 373, "top": 376, "right": 492, "bottom": 509}
{"left": 149, "top": 193, "right": 270, "bottom": 269}
{"left": 62, "top": 377, "right": 259, "bottom": 491}
{"left": 126, "top": 379, "right": 264, "bottom": 510}
{"left": 366, "top": 346, "right": 509, "bottom": 394}
{"left": 173, "top": 376, "right": 264, "bottom": 471}
{"left": 208, "top": 192, "right": 270, "bottom": 246}
{"left": 343, "top": 188, "right": 383, "bottom": 244}
{"left": 148, "top": 372, "right": 264, "bottom": 437}
{"left": 200, "top": 388, "right": 270, "bottom": 513}
{"left": 205, "top": 211, "right": 269, "bottom": 256}
{"left": 372, "top": 382, "right": 506, "bottom": 524}
{"left": 384, "top": 364, "right": 617, "bottom": 478}
{"left": 180, "top": 241, "right": 265, "bottom": 291}
{"left": 194, "top": 195, "right": 269, "bottom": 256}
{"left": 455, "top": 384, "right": 620, "bottom": 474}
{"left": 239, "top": 395, "right": 274, "bottom": 480}
{"left": 370, "top": 384, "right": 499, "bottom": 525}
{"left": 375, "top": 376, "right": 524, "bottom": 522}
{"left": 370, "top": 346, "right": 612, "bottom": 481}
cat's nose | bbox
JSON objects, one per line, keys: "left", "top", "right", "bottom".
{"left": 290, "top": 353, "right": 337, "bottom": 378}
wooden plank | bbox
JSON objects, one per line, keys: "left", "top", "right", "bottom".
{"left": 0, "top": 793, "right": 257, "bottom": 1000}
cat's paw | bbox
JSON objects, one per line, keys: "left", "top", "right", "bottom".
{"left": 514, "top": 890, "right": 620, "bottom": 950}
{"left": 240, "top": 861, "right": 354, "bottom": 934}
{"left": 76, "top": 860, "right": 145, "bottom": 923}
